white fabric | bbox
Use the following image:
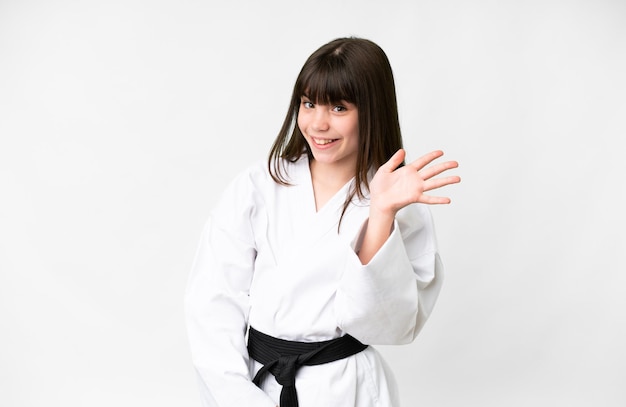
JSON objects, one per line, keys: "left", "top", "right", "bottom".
{"left": 184, "top": 155, "right": 444, "bottom": 407}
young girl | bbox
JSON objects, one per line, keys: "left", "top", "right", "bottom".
{"left": 185, "top": 37, "right": 460, "bottom": 407}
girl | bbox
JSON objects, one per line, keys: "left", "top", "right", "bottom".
{"left": 185, "top": 37, "right": 460, "bottom": 407}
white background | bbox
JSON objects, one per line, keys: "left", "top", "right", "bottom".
{"left": 1, "top": 0, "right": 625, "bottom": 406}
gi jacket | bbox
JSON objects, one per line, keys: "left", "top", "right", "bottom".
{"left": 185, "top": 155, "right": 444, "bottom": 407}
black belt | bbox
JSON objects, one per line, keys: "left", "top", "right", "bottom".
{"left": 247, "top": 327, "right": 368, "bottom": 407}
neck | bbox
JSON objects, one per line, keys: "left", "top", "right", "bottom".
{"left": 309, "top": 158, "right": 356, "bottom": 189}
{"left": 308, "top": 158, "right": 356, "bottom": 212}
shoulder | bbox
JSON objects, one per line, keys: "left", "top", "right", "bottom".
{"left": 387, "top": 203, "right": 439, "bottom": 264}
{"left": 224, "top": 160, "right": 272, "bottom": 195}
{"left": 396, "top": 203, "right": 436, "bottom": 240}
{"left": 233, "top": 155, "right": 308, "bottom": 187}
{"left": 213, "top": 156, "right": 307, "bottom": 212}
{"left": 210, "top": 160, "right": 269, "bottom": 219}
{"left": 268, "top": 153, "right": 310, "bottom": 185}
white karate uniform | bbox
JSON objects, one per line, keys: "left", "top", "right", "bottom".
{"left": 185, "top": 155, "right": 444, "bottom": 407}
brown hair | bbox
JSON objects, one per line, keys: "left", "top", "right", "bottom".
{"left": 268, "top": 37, "right": 404, "bottom": 221}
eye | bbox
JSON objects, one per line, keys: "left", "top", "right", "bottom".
{"left": 332, "top": 105, "right": 347, "bottom": 112}
{"left": 302, "top": 101, "right": 314, "bottom": 109}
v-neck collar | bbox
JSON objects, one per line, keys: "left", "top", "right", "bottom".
{"left": 300, "top": 155, "right": 355, "bottom": 216}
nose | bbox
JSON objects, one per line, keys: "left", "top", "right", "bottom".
{"left": 311, "top": 108, "right": 329, "bottom": 132}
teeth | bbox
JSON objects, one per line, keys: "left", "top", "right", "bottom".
{"left": 314, "top": 138, "right": 336, "bottom": 145}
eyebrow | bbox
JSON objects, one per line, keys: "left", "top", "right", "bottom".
{"left": 300, "top": 95, "right": 354, "bottom": 107}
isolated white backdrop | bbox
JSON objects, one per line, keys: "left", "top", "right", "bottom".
{"left": 1, "top": 0, "right": 625, "bottom": 406}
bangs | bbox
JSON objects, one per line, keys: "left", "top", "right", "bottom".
{"left": 297, "top": 58, "right": 357, "bottom": 105}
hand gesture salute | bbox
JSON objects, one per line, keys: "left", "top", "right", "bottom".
{"left": 370, "top": 149, "right": 461, "bottom": 213}
{"left": 358, "top": 149, "right": 460, "bottom": 264}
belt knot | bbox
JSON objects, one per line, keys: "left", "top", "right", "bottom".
{"left": 248, "top": 327, "right": 368, "bottom": 407}
{"left": 275, "top": 355, "right": 298, "bottom": 386}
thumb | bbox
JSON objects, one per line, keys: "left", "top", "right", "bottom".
{"left": 381, "top": 149, "right": 405, "bottom": 173}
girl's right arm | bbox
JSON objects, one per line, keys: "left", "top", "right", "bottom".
{"left": 184, "top": 172, "right": 276, "bottom": 407}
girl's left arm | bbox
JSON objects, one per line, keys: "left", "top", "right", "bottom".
{"left": 335, "top": 204, "right": 444, "bottom": 345}
{"left": 357, "top": 149, "right": 459, "bottom": 265}
{"left": 335, "top": 149, "right": 459, "bottom": 345}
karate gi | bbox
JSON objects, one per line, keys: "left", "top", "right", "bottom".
{"left": 185, "top": 155, "right": 444, "bottom": 407}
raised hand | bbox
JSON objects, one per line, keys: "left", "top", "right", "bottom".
{"left": 369, "top": 149, "right": 460, "bottom": 216}
{"left": 357, "top": 149, "right": 460, "bottom": 264}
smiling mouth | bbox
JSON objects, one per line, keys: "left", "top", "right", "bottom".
{"left": 312, "top": 137, "right": 338, "bottom": 145}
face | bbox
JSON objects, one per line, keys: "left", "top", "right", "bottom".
{"left": 297, "top": 96, "right": 359, "bottom": 172}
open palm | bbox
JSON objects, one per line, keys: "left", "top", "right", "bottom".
{"left": 369, "top": 149, "right": 461, "bottom": 215}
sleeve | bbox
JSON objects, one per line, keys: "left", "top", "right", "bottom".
{"left": 335, "top": 204, "right": 444, "bottom": 345}
{"left": 184, "top": 172, "right": 276, "bottom": 407}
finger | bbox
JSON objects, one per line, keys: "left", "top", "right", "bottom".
{"left": 418, "top": 160, "right": 459, "bottom": 180}
{"left": 380, "top": 149, "right": 406, "bottom": 173}
{"left": 407, "top": 150, "right": 444, "bottom": 171}
{"left": 418, "top": 194, "right": 452, "bottom": 205}
{"left": 423, "top": 175, "right": 461, "bottom": 192}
